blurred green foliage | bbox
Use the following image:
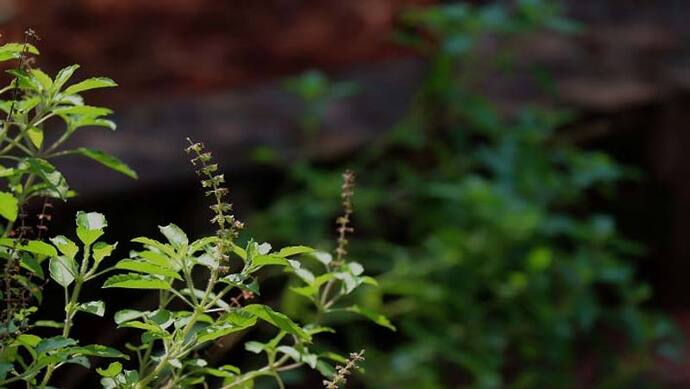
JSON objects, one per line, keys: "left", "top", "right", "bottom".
{"left": 250, "top": 1, "right": 678, "bottom": 387}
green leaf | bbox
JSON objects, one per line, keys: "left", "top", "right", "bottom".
{"left": 114, "top": 259, "right": 181, "bottom": 280}
{"left": 0, "top": 362, "right": 10, "bottom": 381}
{"left": 244, "top": 341, "right": 266, "bottom": 354}
{"left": 17, "top": 333, "right": 42, "bottom": 348}
{"left": 49, "top": 256, "right": 77, "bottom": 287}
{"left": 97, "top": 361, "right": 122, "bottom": 378}
{"left": 131, "top": 237, "right": 176, "bottom": 258}
{"left": 20, "top": 254, "right": 44, "bottom": 278}
{"left": 53, "top": 65, "right": 80, "bottom": 92}
{"left": 26, "top": 158, "right": 69, "bottom": 200}
{"left": 78, "top": 300, "right": 105, "bottom": 317}
{"left": 70, "top": 344, "right": 128, "bottom": 359}
{"left": 30, "top": 69, "right": 53, "bottom": 90}
{"left": 276, "top": 246, "right": 314, "bottom": 257}
{"left": 0, "top": 43, "right": 39, "bottom": 62}
{"left": 242, "top": 304, "right": 310, "bottom": 341}
{"left": 312, "top": 251, "right": 332, "bottom": 266}
{"left": 346, "top": 305, "right": 396, "bottom": 331}
{"left": 196, "top": 320, "right": 257, "bottom": 344}
{"left": 92, "top": 242, "right": 117, "bottom": 264}
{"left": 50, "top": 235, "right": 79, "bottom": 259}
{"left": 27, "top": 127, "right": 43, "bottom": 148}
{"left": 54, "top": 105, "right": 113, "bottom": 117}
{"left": 0, "top": 192, "right": 18, "bottom": 222}
{"left": 114, "top": 309, "right": 146, "bottom": 325}
{"left": 118, "top": 321, "right": 167, "bottom": 336}
{"left": 73, "top": 148, "right": 137, "bottom": 179}
{"left": 0, "top": 238, "right": 58, "bottom": 257}
{"left": 158, "top": 224, "right": 188, "bottom": 249}
{"left": 250, "top": 255, "right": 290, "bottom": 269}
{"left": 103, "top": 273, "right": 171, "bottom": 290}
{"left": 64, "top": 77, "right": 117, "bottom": 95}
{"left": 36, "top": 336, "right": 77, "bottom": 353}
{"left": 188, "top": 236, "right": 221, "bottom": 254}
{"left": 34, "top": 320, "right": 63, "bottom": 328}
{"left": 76, "top": 211, "right": 107, "bottom": 245}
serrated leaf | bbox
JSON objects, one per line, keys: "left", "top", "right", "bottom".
{"left": 73, "top": 148, "right": 137, "bottom": 179}
{"left": 103, "top": 273, "right": 170, "bottom": 290}
{"left": 114, "top": 259, "right": 181, "bottom": 280}
{"left": 78, "top": 300, "right": 105, "bottom": 317}
{"left": 53, "top": 65, "right": 80, "bottom": 92}
{"left": 93, "top": 242, "right": 117, "bottom": 264}
{"left": 64, "top": 77, "right": 117, "bottom": 95}
{"left": 131, "top": 237, "right": 176, "bottom": 258}
{"left": 76, "top": 211, "right": 107, "bottom": 245}
{"left": 0, "top": 191, "right": 18, "bottom": 222}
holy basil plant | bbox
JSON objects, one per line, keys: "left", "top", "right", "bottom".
{"left": 0, "top": 138, "right": 386, "bottom": 388}
{"left": 0, "top": 33, "right": 137, "bottom": 386}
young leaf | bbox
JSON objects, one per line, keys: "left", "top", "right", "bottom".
{"left": 73, "top": 148, "right": 137, "bottom": 179}
{"left": 103, "top": 273, "right": 171, "bottom": 290}
{"left": 92, "top": 242, "right": 117, "bottom": 263}
{"left": 76, "top": 211, "right": 107, "bottom": 245}
{"left": 0, "top": 191, "right": 18, "bottom": 222}
{"left": 78, "top": 300, "right": 106, "bottom": 317}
